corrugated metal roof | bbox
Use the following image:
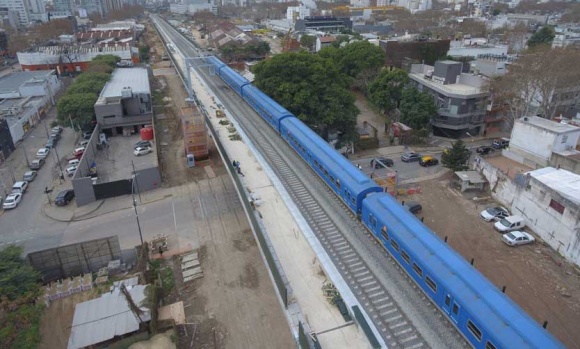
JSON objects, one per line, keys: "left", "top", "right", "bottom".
{"left": 99, "top": 68, "right": 150, "bottom": 99}
{"left": 0, "top": 71, "right": 53, "bottom": 94}
{"left": 528, "top": 167, "right": 580, "bottom": 205}
{"left": 67, "top": 284, "right": 151, "bottom": 349}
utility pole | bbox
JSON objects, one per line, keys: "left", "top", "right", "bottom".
{"left": 131, "top": 178, "right": 144, "bottom": 246}
{"left": 131, "top": 160, "right": 142, "bottom": 203}
{"left": 22, "top": 144, "right": 30, "bottom": 168}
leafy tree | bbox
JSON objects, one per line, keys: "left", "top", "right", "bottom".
{"left": 0, "top": 246, "right": 43, "bottom": 349}
{"left": 441, "top": 140, "right": 470, "bottom": 171}
{"left": 66, "top": 80, "right": 107, "bottom": 95}
{"left": 527, "top": 26, "right": 555, "bottom": 48}
{"left": 57, "top": 93, "right": 98, "bottom": 129}
{"left": 139, "top": 45, "right": 150, "bottom": 62}
{"left": 399, "top": 87, "right": 436, "bottom": 130}
{"left": 331, "top": 35, "right": 351, "bottom": 48}
{"left": 299, "top": 34, "right": 316, "bottom": 52}
{"left": 90, "top": 54, "right": 121, "bottom": 69}
{"left": 253, "top": 51, "right": 359, "bottom": 145}
{"left": 368, "top": 68, "right": 409, "bottom": 115}
{"left": 74, "top": 72, "right": 111, "bottom": 86}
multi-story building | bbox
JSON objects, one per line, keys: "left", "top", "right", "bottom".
{"left": 53, "top": 0, "right": 74, "bottom": 15}
{"left": 295, "top": 16, "right": 352, "bottom": 34}
{"left": 408, "top": 60, "right": 489, "bottom": 137}
{"left": 94, "top": 68, "right": 152, "bottom": 135}
{"left": 0, "top": 0, "right": 30, "bottom": 27}
{"left": 80, "top": 0, "right": 105, "bottom": 16}
{"left": 17, "top": 45, "right": 139, "bottom": 74}
{"left": 0, "top": 7, "right": 20, "bottom": 29}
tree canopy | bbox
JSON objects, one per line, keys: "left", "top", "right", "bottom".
{"left": 57, "top": 93, "right": 99, "bottom": 130}
{"left": 253, "top": 51, "right": 359, "bottom": 145}
{"left": 399, "top": 87, "right": 436, "bottom": 130}
{"left": 299, "top": 35, "right": 316, "bottom": 52}
{"left": 441, "top": 140, "right": 470, "bottom": 171}
{"left": 527, "top": 26, "right": 555, "bottom": 48}
{"left": 0, "top": 246, "right": 43, "bottom": 349}
{"left": 219, "top": 41, "right": 270, "bottom": 62}
{"left": 368, "top": 68, "right": 409, "bottom": 115}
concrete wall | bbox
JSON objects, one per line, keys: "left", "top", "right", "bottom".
{"left": 474, "top": 158, "right": 580, "bottom": 267}
{"left": 554, "top": 132, "right": 580, "bottom": 152}
{"left": 550, "top": 153, "right": 580, "bottom": 175}
{"left": 134, "top": 166, "right": 161, "bottom": 192}
{"left": 95, "top": 99, "right": 152, "bottom": 129}
{"left": 510, "top": 121, "right": 556, "bottom": 162}
{"left": 72, "top": 176, "right": 96, "bottom": 206}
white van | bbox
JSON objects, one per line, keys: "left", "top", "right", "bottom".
{"left": 12, "top": 181, "right": 29, "bottom": 194}
{"left": 494, "top": 215, "right": 525, "bottom": 233}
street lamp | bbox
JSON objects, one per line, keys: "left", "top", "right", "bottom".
{"left": 131, "top": 175, "right": 144, "bottom": 246}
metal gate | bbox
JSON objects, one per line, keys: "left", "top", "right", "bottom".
{"left": 93, "top": 178, "right": 133, "bottom": 200}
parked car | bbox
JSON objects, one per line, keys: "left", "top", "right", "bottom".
{"left": 476, "top": 146, "right": 494, "bottom": 155}
{"left": 82, "top": 130, "right": 93, "bottom": 140}
{"left": 3, "top": 193, "right": 22, "bottom": 209}
{"left": 492, "top": 138, "right": 510, "bottom": 149}
{"left": 66, "top": 165, "right": 78, "bottom": 177}
{"left": 51, "top": 126, "right": 63, "bottom": 134}
{"left": 404, "top": 200, "right": 422, "bottom": 214}
{"left": 36, "top": 148, "right": 50, "bottom": 159}
{"left": 502, "top": 231, "right": 535, "bottom": 246}
{"left": 45, "top": 138, "right": 56, "bottom": 149}
{"left": 419, "top": 156, "right": 439, "bottom": 167}
{"left": 49, "top": 132, "right": 61, "bottom": 141}
{"left": 12, "top": 181, "right": 28, "bottom": 194}
{"left": 373, "top": 157, "right": 394, "bottom": 169}
{"left": 480, "top": 207, "right": 510, "bottom": 222}
{"left": 22, "top": 171, "right": 37, "bottom": 182}
{"left": 30, "top": 158, "right": 45, "bottom": 170}
{"left": 79, "top": 140, "right": 90, "bottom": 148}
{"left": 134, "top": 140, "right": 152, "bottom": 150}
{"left": 494, "top": 215, "right": 525, "bottom": 233}
{"left": 401, "top": 152, "right": 422, "bottom": 162}
{"left": 55, "top": 189, "right": 75, "bottom": 206}
{"left": 73, "top": 147, "right": 85, "bottom": 157}
{"left": 134, "top": 147, "right": 153, "bottom": 156}
{"left": 68, "top": 159, "right": 80, "bottom": 166}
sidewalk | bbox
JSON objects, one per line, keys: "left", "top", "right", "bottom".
{"left": 42, "top": 186, "right": 174, "bottom": 223}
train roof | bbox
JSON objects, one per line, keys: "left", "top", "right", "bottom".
{"left": 219, "top": 65, "right": 250, "bottom": 88}
{"left": 205, "top": 55, "right": 225, "bottom": 68}
{"left": 282, "top": 117, "right": 381, "bottom": 193}
{"left": 243, "top": 85, "right": 294, "bottom": 118}
{"left": 363, "top": 193, "right": 564, "bottom": 349}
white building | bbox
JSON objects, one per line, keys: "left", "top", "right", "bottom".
{"left": 0, "top": 0, "right": 30, "bottom": 27}
{"left": 286, "top": 6, "right": 311, "bottom": 21}
{"left": 505, "top": 116, "right": 580, "bottom": 168}
{"left": 553, "top": 25, "right": 580, "bottom": 48}
{"left": 53, "top": 0, "right": 74, "bottom": 15}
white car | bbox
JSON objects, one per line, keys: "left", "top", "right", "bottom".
{"left": 66, "top": 165, "right": 78, "bottom": 177}
{"left": 134, "top": 147, "right": 152, "bottom": 156}
{"left": 36, "top": 148, "right": 50, "bottom": 159}
{"left": 480, "top": 206, "right": 510, "bottom": 222}
{"left": 68, "top": 159, "right": 80, "bottom": 166}
{"left": 3, "top": 193, "right": 22, "bottom": 209}
{"left": 502, "top": 231, "right": 535, "bottom": 246}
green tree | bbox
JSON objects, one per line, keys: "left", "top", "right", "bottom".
{"left": 331, "top": 35, "right": 351, "bottom": 48}
{"left": 368, "top": 68, "right": 409, "bottom": 115}
{"left": 66, "top": 80, "right": 107, "bottom": 95}
{"left": 90, "top": 54, "right": 121, "bottom": 68}
{"left": 441, "top": 139, "right": 470, "bottom": 171}
{"left": 299, "top": 34, "right": 316, "bottom": 51}
{"left": 399, "top": 87, "right": 436, "bottom": 130}
{"left": 0, "top": 246, "right": 43, "bottom": 349}
{"left": 139, "top": 45, "right": 150, "bottom": 62}
{"left": 57, "top": 93, "right": 99, "bottom": 129}
{"left": 527, "top": 26, "right": 555, "bottom": 48}
{"left": 253, "top": 51, "right": 359, "bottom": 145}
{"left": 74, "top": 72, "right": 111, "bottom": 86}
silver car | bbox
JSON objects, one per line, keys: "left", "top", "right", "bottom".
{"left": 23, "top": 171, "right": 37, "bottom": 182}
{"left": 502, "top": 231, "right": 535, "bottom": 246}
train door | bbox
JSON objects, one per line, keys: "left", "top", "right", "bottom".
{"left": 442, "top": 293, "right": 460, "bottom": 323}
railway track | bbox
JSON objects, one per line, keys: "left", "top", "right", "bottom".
{"left": 152, "top": 16, "right": 466, "bottom": 349}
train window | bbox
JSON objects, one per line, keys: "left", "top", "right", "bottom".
{"left": 336, "top": 179, "right": 341, "bottom": 189}
{"left": 381, "top": 226, "right": 389, "bottom": 241}
{"left": 330, "top": 175, "right": 335, "bottom": 183}
{"left": 467, "top": 320, "right": 482, "bottom": 342}
{"left": 452, "top": 304, "right": 459, "bottom": 315}
{"left": 445, "top": 295, "right": 451, "bottom": 306}
{"left": 401, "top": 250, "right": 410, "bottom": 264}
{"left": 324, "top": 170, "right": 329, "bottom": 177}
{"left": 390, "top": 239, "right": 399, "bottom": 251}
{"left": 369, "top": 215, "right": 377, "bottom": 227}
{"left": 351, "top": 198, "right": 355, "bottom": 205}
{"left": 425, "top": 276, "right": 437, "bottom": 292}
{"left": 412, "top": 263, "right": 423, "bottom": 277}
{"left": 485, "top": 341, "right": 497, "bottom": 349}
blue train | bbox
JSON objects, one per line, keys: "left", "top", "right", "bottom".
{"left": 204, "top": 56, "right": 564, "bottom": 349}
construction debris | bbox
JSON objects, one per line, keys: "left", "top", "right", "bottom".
{"left": 43, "top": 273, "right": 94, "bottom": 305}
{"left": 181, "top": 251, "right": 203, "bottom": 283}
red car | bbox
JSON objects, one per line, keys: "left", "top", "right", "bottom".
{"left": 73, "top": 147, "right": 85, "bottom": 158}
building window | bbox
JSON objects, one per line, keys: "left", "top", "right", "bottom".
{"left": 103, "top": 115, "right": 115, "bottom": 119}
{"left": 562, "top": 135, "right": 568, "bottom": 143}
{"left": 549, "top": 199, "right": 565, "bottom": 214}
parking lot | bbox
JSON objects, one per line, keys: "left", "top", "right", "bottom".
{"left": 93, "top": 134, "right": 158, "bottom": 183}
{"left": 405, "top": 174, "right": 580, "bottom": 348}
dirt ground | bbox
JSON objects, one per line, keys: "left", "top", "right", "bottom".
{"left": 39, "top": 287, "right": 104, "bottom": 348}
{"left": 408, "top": 173, "right": 580, "bottom": 348}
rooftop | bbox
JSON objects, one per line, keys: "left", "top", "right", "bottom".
{"left": 67, "top": 282, "right": 151, "bottom": 349}
{"left": 455, "top": 170, "right": 487, "bottom": 184}
{"left": 517, "top": 116, "right": 580, "bottom": 134}
{"left": 0, "top": 71, "right": 54, "bottom": 94}
{"left": 98, "top": 68, "right": 150, "bottom": 100}
{"left": 528, "top": 167, "right": 580, "bottom": 206}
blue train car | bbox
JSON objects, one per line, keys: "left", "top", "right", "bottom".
{"left": 218, "top": 65, "right": 250, "bottom": 96}
{"left": 281, "top": 117, "right": 382, "bottom": 214}
{"left": 361, "top": 193, "right": 564, "bottom": 349}
{"left": 241, "top": 85, "right": 294, "bottom": 132}
{"left": 204, "top": 56, "right": 225, "bottom": 71}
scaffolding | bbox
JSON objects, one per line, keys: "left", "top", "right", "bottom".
{"left": 181, "top": 103, "right": 209, "bottom": 160}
